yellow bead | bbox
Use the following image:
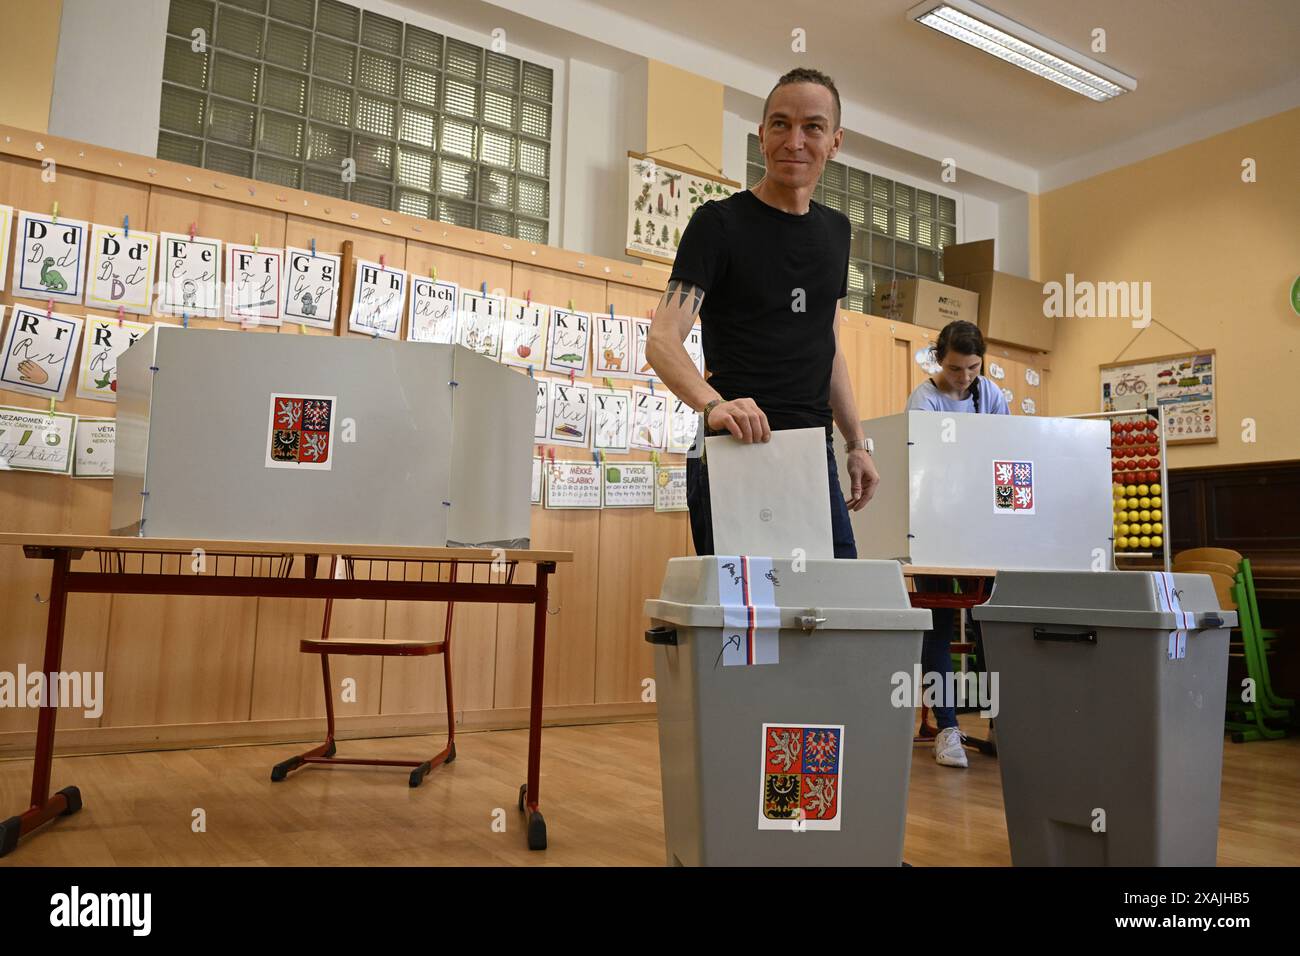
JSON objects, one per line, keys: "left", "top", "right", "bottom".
{"left": 1140, "top": 510, "right": 1152, "bottom": 522}
{"left": 1151, "top": 535, "right": 1163, "bottom": 548}
{"left": 1139, "top": 497, "right": 1151, "bottom": 509}
{"left": 1137, "top": 484, "right": 1149, "bottom": 496}
{"left": 1152, "top": 522, "right": 1163, "bottom": 534}
{"left": 1150, "top": 483, "right": 1161, "bottom": 494}
{"left": 1119, "top": 523, "right": 1130, "bottom": 536}
{"left": 1151, "top": 496, "right": 1162, "bottom": 509}
{"left": 1140, "top": 535, "right": 1152, "bottom": 549}
{"left": 1126, "top": 484, "right": 1138, "bottom": 496}
{"left": 1116, "top": 536, "right": 1129, "bottom": 549}
{"left": 1152, "top": 509, "right": 1162, "bottom": 521}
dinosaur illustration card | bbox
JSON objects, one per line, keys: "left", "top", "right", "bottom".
{"left": 158, "top": 232, "right": 223, "bottom": 318}
{"left": 629, "top": 385, "right": 667, "bottom": 452}
{"left": 85, "top": 224, "right": 157, "bottom": 315}
{"left": 592, "top": 386, "right": 631, "bottom": 453}
{"left": 0, "top": 304, "right": 84, "bottom": 401}
{"left": 12, "top": 210, "right": 89, "bottom": 305}
{"left": 266, "top": 393, "right": 336, "bottom": 470}
{"left": 225, "top": 244, "right": 283, "bottom": 325}
{"left": 543, "top": 308, "right": 591, "bottom": 376}
{"left": 457, "top": 288, "right": 504, "bottom": 360}
{"left": 501, "top": 297, "right": 549, "bottom": 371}
{"left": 0, "top": 204, "right": 15, "bottom": 292}
{"left": 758, "top": 724, "right": 844, "bottom": 831}
{"left": 348, "top": 259, "right": 407, "bottom": 339}
{"left": 545, "top": 380, "right": 592, "bottom": 449}
{"left": 76, "top": 317, "right": 152, "bottom": 402}
{"left": 593, "top": 313, "right": 630, "bottom": 376}
{"left": 407, "top": 277, "right": 459, "bottom": 343}
{"left": 281, "top": 247, "right": 341, "bottom": 330}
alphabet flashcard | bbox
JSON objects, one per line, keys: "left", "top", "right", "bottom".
{"left": 592, "top": 386, "right": 631, "bottom": 454}
{"left": 546, "top": 380, "right": 593, "bottom": 448}
{"left": 593, "top": 313, "right": 630, "bottom": 376}
{"left": 348, "top": 259, "right": 407, "bottom": 339}
{"left": 544, "top": 307, "right": 591, "bottom": 376}
{"left": 0, "top": 204, "right": 13, "bottom": 293}
{"left": 85, "top": 224, "right": 157, "bottom": 314}
{"left": 76, "top": 317, "right": 152, "bottom": 402}
{"left": 632, "top": 317, "right": 658, "bottom": 382}
{"left": 457, "top": 288, "right": 504, "bottom": 359}
{"left": 281, "top": 247, "right": 341, "bottom": 330}
{"left": 225, "top": 244, "right": 284, "bottom": 325}
{"left": 668, "top": 396, "right": 699, "bottom": 453}
{"left": 684, "top": 321, "right": 704, "bottom": 376}
{"left": 501, "top": 297, "right": 549, "bottom": 371}
{"left": 630, "top": 385, "right": 667, "bottom": 451}
{"left": 0, "top": 304, "right": 84, "bottom": 401}
{"left": 533, "top": 375, "right": 550, "bottom": 441}
{"left": 159, "top": 232, "right": 222, "bottom": 318}
{"left": 407, "top": 277, "right": 459, "bottom": 343}
{"left": 12, "top": 210, "right": 89, "bottom": 305}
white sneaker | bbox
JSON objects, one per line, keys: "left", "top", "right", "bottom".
{"left": 934, "top": 726, "right": 968, "bottom": 768}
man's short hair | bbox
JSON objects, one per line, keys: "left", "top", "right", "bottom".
{"left": 762, "top": 68, "right": 842, "bottom": 131}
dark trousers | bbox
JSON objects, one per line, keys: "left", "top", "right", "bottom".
{"left": 685, "top": 435, "right": 857, "bottom": 559}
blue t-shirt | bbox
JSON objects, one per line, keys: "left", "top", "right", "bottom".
{"left": 907, "top": 376, "right": 1009, "bottom": 414}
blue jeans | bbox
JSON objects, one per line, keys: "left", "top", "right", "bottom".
{"left": 917, "top": 575, "right": 958, "bottom": 731}
{"left": 685, "top": 434, "right": 857, "bottom": 559}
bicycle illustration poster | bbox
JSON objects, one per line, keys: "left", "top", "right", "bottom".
{"left": 1099, "top": 349, "right": 1216, "bottom": 444}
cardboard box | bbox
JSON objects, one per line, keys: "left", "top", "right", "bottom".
{"left": 943, "top": 240, "right": 1054, "bottom": 352}
{"left": 872, "top": 278, "right": 978, "bottom": 330}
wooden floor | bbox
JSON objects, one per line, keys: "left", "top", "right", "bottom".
{"left": 2, "top": 714, "right": 1296, "bottom": 866}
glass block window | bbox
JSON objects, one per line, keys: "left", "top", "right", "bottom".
{"left": 160, "top": 0, "right": 554, "bottom": 243}
{"left": 746, "top": 134, "right": 960, "bottom": 315}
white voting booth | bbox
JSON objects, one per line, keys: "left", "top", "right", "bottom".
{"left": 111, "top": 327, "right": 534, "bottom": 547}
{"left": 835, "top": 411, "right": 1112, "bottom": 571}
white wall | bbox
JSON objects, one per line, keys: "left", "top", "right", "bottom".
{"left": 560, "top": 57, "right": 633, "bottom": 257}
{"left": 49, "top": 0, "right": 169, "bottom": 157}
{"left": 995, "top": 193, "right": 1030, "bottom": 278}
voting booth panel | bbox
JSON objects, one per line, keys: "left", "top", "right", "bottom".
{"left": 645, "top": 557, "right": 931, "bottom": 866}
{"left": 838, "top": 411, "right": 1111, "bottom": 571}
{"left": 111, "top": 327, "right": 532, "bottom": 547}
{"left": 974, "top": 571, "right": 1236, "bottom": 866}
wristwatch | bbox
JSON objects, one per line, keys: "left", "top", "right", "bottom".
{"left": 702, "top": 398, "right": 723, "bottom": 429}
{"left": 845, "top": 438, "right": 872, "bottom": 454}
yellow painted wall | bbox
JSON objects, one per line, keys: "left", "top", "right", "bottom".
{"left": 1039, "top": 106, "right": 1300, "bottom": 468}
{"left": 645, "top": 59, "right": 724, "bottom": 180}
{"left": 0, "top": 0, "right": 62, "bottom": 132}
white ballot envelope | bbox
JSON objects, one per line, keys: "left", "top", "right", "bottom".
{"left": 705, "top": 426, "right": 834, "bottom": 559}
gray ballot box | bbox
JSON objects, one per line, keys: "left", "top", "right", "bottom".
{"left": 111, "top": 326, "right": 532, "bottom": 547}
{"left": 835, "top": 411, "right": 1112, "bottom": 571}
{"left": 972, "top": 571, "right": 1237, "bottom": 866}
{"left": 644, "top": 557, "right": 932, "bottom": 866}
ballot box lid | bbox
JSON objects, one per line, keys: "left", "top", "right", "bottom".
{"left": 645, "top": 556, "right": 933, "bottom": 631}
{"left": 972, "top": 570, "right": 1237, "bottom": 631}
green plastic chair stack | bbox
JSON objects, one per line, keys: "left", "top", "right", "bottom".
{"left": 1224, "top": 564, "right": 1294, "bottom": 743}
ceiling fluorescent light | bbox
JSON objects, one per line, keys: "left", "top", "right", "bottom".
{"left": 908, "top": 0, "right": 1136, "bottom": 101}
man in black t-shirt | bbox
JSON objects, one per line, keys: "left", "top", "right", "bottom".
{"left": 646, "top": 67, "right": 879, "bottom": 558}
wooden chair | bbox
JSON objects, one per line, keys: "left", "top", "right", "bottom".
{"left": 270, "top": 555, "right": 492, "bottom": 787}
{"left": 1175, "top": 547, "right": 1244, "bottom": 567}
{"left": 1174, "top": 558, "right": 1238, "bottom": 578}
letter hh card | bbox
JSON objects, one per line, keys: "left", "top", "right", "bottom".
{"left": 348, "top": 259, "right": 407, "bottom": 339}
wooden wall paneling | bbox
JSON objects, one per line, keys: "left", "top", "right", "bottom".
{"left": 0, "top": 157, "right": 153, "bottom": 733}
{"left": 493, "top": 265, "right": 611, "bottom": 710}
{"left": 591, "top": 280, "right": 686, "bottom": 704}
{"left": 374, "top": 243, "right": 512, "bottom": 716}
